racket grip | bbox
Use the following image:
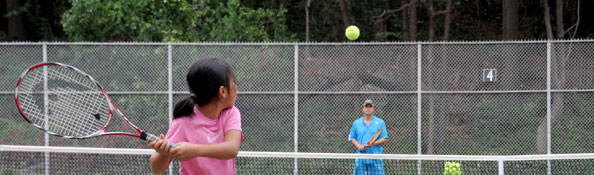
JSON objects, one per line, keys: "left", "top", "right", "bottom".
{"left": 142, "top": 132, "right": 177, "bottom": 151}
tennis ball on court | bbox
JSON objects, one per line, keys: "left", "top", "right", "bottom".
{"left": 444, "top": 161, "right": 462, "bottom": 175}
{"left": 345, "top": 25, "right": 360, "bottom": 40}
{"left": 454, "top": 163, "right": 461, "bottom": 174}
{"left": 443, "top": 162, "right": 452, "bottom": 175}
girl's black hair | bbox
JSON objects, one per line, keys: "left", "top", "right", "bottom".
{"left": 173, "top": 58, "right": 235, "bottom": 119}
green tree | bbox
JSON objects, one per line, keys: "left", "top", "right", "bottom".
{"left": 61, "top": 0, "right": 296, "bottom": 42}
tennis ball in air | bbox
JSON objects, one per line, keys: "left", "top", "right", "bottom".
{"left": 345, "top": 25, "right": 360, "bottom": 40}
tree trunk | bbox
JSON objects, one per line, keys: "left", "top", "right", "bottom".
{"left": 427, "top": 0, "right": 436, "bottom": 41}
{"left": 427, "top": 95, "right": 435, "bottom": 154}
{"left": 425, "top": 45, "right": 439, "bottom": 154}
{"left": 543, "top": 0, "right": 554, "bottom": 39}
{"left": 338, "top": 0, "right": 350, "bottom": 28}
{"left": 502, "top": 0, "right": 519, "bottom": 40}
{"left": 305, "top": 0, "right": 311, "bottom": 42}
{"left": 372, "top": 1, "right": 388, "bottom": 41}
{"left": 409, "top": 0, "right": 417, "bottom": 41}
{"left": 401, "top": 0, "right": 410, "bottom": 41}
{"left": 501, "top": 0, "right": 522, "bottom": 114}
{"left": 6, "top": 0, "right": 28, "bottom": 40}
{"left": 537, "top": 0, "right": 571, "bottom": 153}
{"left": 560, "top": 0, "right": 580, "bottom": 39}
{"left": 442, "top": 0, "right": 453, "bottom": 41}
{"left": 556, "top": 0, "right": 564, "bottom": 39}
{"left": 536, "top": 47, "right": 567, "bottom": 154}
{"left": 372, "top": 0, "right": 412, "bottom": 41}
{"left": 374, "top": 20, "right": 387, "bottom": 41}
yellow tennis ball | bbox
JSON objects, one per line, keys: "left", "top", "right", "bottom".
{"left": 345, "top": 25, "right": 360, "bottom": 40}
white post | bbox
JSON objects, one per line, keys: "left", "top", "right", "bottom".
{"left": 293, "top": 45, "right": 299, "bottom": 175}
{"left": 417, "top": 44, "right": 423, "bottom": 175}
{"left": 498, "top": 159, "right": 504, "bottom": 175}
{"left": 42, "top": 43, "right": 49, "bottom": 175}
{"left": 546, "top": 42, "right": 552, "bottom": 175}
{"left": 168, "top": 43, "right": 174, "bottom": 175}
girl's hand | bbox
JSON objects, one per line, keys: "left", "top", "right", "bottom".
{"left": 148, "top": 134, "right": 172, "bottom": 156}
{"left": 170, "top": 142, "right": 200, "bottom": 161}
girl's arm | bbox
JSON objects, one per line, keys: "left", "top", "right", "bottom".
{"left": 171, "top": 130, "right": 242, "bottom": 161}
{"left": 150, "top": 152, "right": 174, "bottom": 173}
{"left": 149, "top": 134, "right": 174, "bottom": 173}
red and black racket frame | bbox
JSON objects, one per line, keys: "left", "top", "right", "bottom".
{"left": 15, "top": 62, "right": 153, "bottom": 141}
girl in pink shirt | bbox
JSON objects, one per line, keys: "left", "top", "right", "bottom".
{"left": 149, "top": 58, "right": 243, "bottom": 175}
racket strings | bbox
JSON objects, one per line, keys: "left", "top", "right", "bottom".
{"left": 18, "top": 68, "right": 47, "bottom": 126}
{"left": 17, "top": 65, "right": 110, "bottom": 138}
{"left": 50, "top": 66, "right": 98, "bottom": 90}
{"left": 47, "top": 87, "right": 107, "bottom": 136}
{"left": 46, "top": 66, "right": 110, "bottom": 137}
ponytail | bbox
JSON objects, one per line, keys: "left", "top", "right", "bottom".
{"left": 173, "top": 96, "right": 195, "bottom": 119}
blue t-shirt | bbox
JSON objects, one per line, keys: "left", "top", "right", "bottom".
{"left": 349, "top": 116, "right": 388, "bottom": 154}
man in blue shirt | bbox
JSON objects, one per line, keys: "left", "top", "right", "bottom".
{"left": 349, "top": 99, "right": 388, "bottom": 175}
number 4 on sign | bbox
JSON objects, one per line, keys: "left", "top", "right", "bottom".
{"left": 483, "top": 69, "right": 497, "bottom": 82}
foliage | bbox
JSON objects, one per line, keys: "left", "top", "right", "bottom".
{"left": 61, "top": 0, "right": 296, "bottom": 42}
{"left": 3, "top": 0, "right": 594, "bottom": 41}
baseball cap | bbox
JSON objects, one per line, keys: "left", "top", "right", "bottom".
{"left": 363, "top": 99, "right": 375, "bottom": 107}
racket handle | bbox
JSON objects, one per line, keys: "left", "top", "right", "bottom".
{"left": 142, "top": 132, "right": 177, "bottom": 151}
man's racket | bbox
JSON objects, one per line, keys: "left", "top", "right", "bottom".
{"left": 366, "top": 128, "right": 382, "bottom": 145}
{"left": 15, "top": 62, "right": 175, "bottom": 149}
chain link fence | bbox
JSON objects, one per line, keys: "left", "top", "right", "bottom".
{"left": 1, "top": 41, "right": 594, "bottom": 174}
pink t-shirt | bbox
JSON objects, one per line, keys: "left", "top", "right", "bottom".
{"left": 166, "top": 106, "right": 243, "bottom": 175}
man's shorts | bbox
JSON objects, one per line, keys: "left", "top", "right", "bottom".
{"left": 354, "top": 159, "right": 384, "bottom": 175}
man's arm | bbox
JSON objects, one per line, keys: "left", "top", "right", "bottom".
{"left": 368, "top": 138, "right": 388, "bottom": 147}
{"left": 349, "top": 123, "right": 365, "bottom": 151}
{"left": 351, "top": 139, "right": 365, "bottom": 151}
{"left": 368, "top": 120, "right": 389, "bottom": 147}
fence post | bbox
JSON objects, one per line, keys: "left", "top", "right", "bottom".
{"left": 42, "top": 43, "right": 50, "bottom": 175}
{"left": 498, "top": 159, "right": 504, "bottom": 175}
{"left": 417, "top": 43, "right": 423, "bottom": 175}
{"left": 546, "top": 42, "right": 552, "bottom": 175}
{"left": 293, "top": 44, "right": 299, "bottom": 175}
{"left": 168, "top": 43, "right": 174, "bottom": 175}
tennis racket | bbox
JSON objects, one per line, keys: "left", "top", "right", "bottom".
{"left": 366, "top": 128, "right": 382, "bottom": 145}
{"left": 15, "top": 62, "right": 175, "bottom": 150}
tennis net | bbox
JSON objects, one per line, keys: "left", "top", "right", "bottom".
{"left": 2, "top": 145, "right": 594, "bottom": 174}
